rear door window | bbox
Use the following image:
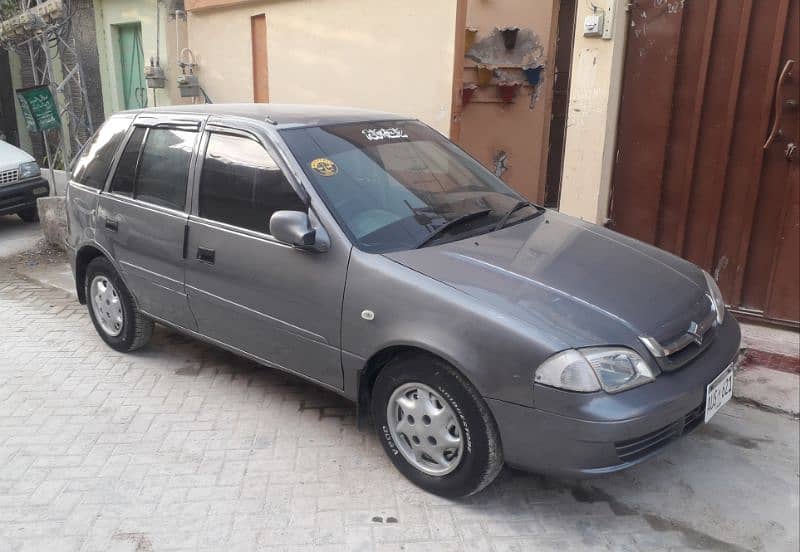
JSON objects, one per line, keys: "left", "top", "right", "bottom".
{"left": 135, "top": 128, "right": 195, "bottom": 211}
{"left": 198, "top": 133, "right": 305, "bottom": 233}
{"left": 110, "top": 127, "right": 145, "bottom": 196}
{"left": 71, "top": 116, "right": 133, "bottom": 189}
{"left": 109, "top": 126, "right": 196, "bottom": 211}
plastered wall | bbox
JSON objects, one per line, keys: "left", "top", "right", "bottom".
{"left": 94, "top": 0, "right": 185, "bottom": 116}
{"left": 558, "top": 0, "right": 628, "bottom": 223}
{"left": 185, "top": 0, "right": 458, "bottom": 135}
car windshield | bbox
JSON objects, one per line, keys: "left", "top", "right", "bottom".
{"left": 280, "top": 120, "right": 539, "bottom": 253}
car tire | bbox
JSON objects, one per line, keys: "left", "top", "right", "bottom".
{"left": 17, "top": 207, "right": 39, "bottom": 223}
{"left": 85, "top": 256, "right": 153, "bottom": 352}
{"left": 371, "top": 352, "right": 503, "bottom": 498}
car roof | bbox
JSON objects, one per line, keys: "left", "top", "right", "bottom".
{"left": 117, "top": 103, "right": 408, "bottom": 129}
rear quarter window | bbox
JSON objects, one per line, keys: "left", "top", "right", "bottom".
{"left": 71, "top": 116, "right": 133, "bottom": 189}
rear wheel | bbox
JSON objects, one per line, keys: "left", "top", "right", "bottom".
{"left": 17, "top": 207, "right": 38, "bottom": 222}
{"left": 85, "top": 257, "right": 153, "bottom": 352}
{"left": 371, "top": 352, "right": 503, "bottom": 498}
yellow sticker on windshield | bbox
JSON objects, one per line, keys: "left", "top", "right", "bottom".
{"left": 310, "top": 157, "right": 338, "bottom": 177}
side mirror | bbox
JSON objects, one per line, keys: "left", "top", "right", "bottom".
{"left": 269, "top": 210, "right": 329, "bottom": 252}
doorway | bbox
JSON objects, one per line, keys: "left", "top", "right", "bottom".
{"left": 251, "top": 14, "right": 268, "bottom": 103}
{"left": 117, "top": 23, "right": 147, "bottom": 110}
{"left": 543, "top": 0, "right": 577, "bottom": 209}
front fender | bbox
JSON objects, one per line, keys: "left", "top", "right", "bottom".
{"left": 341, "top": 250, "right": 561, "bottom": 407}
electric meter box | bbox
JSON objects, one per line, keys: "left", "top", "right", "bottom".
{"left": 145, "top": 65, "right": 166, "bottom": 89}
{"left": 177, "top": 74, "right": 201, "bottom": 98}
{"left": 583, "top": 12, "right": 604, "bottom": 37}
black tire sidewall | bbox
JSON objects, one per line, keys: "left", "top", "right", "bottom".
{"left": 85, "top": 257, "right": 139, "bottom": 352}
{"left": 371, "top": 355, "right": 494, "bottom": 498}
{"left": 18, "top": 207, "right": 38, "bottom": 222}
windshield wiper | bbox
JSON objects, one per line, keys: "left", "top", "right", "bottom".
{"left": 494, "top": 201, "right": 541, "bottom": 231}
{"left": 415, "top": 209, "right": 493, "bottom": 249}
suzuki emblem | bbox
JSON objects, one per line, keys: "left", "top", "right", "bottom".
{"left": 687, "top": 321, "right": 703, "bottom": 345}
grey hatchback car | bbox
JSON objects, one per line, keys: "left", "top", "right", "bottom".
{"left": 66, "top": 104, "right": 740, "bottom": 497}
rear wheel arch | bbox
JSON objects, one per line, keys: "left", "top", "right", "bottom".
{"left": 75, "top": 245, "right": 105, "bottom": 304}
{"left": 75, "top": 246, "right": 131, "bottom": 306}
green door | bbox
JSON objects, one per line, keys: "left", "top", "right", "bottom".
{"left": 117, "top": 23, "right": 147, "bottom": 109}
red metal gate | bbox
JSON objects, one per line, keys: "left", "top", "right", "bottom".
{"left": 610, "top": 0, "right": 799, "bottom": 326}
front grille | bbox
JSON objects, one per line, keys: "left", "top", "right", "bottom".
{"left": 660, "top": 326, "right": 717, "bottom": 371}
{"left": 0, "top": 168, "right": 18, "bottom": 186}
{"left": 652, "top": 300, "right": 718, "bottom": 372}
{"left": 615, "top": 403, "right": 705, "bottom": 463}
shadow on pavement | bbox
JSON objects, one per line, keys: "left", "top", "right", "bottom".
{"left": 116, "top": 323, "right": 798, "bottom": 552}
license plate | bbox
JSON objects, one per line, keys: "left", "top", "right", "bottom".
{"left": 705, "top": 365, "right": 734, "bottom": 422}
{"left": 33, "top": 186, "right": 48, "bottom": 195}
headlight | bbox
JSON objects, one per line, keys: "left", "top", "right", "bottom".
{"left": 703, "top": 270, "right": 725, "bottom": 324}
{"left": 19, "top": 161, "right": 40, "bottom": 179}
{"left": 535, "top": 347, "right": 656, "bottom": 394}
{"left": 534, "top": 350, "right": 601, "bottom": 392}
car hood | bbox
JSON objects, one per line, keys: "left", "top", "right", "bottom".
{"left": 385, "top": 211, "right": 711, "bottom": 347}
{"left": 0, "top": 140, "right": 34, "bottom": 171}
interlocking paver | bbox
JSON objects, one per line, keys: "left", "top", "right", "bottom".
{"left": 0, "top": 265, "right": 796, "bottom": 551}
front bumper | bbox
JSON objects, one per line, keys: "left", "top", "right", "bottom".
{"left": 488, "top": 314, "right": 741, "bottom": 477}
{"left": 0, "top": 176, "right": 49, "bottom": 216}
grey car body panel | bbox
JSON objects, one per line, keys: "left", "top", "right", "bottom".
{"left": 490, "top": 316, "right": 740, "bottom": 475}
{"left": 341, "top": 248, "right": 559, "bottom": 407}
{"left": 184, "top": 215, "right": 348, "bottom": 388}
{"left": 66, "top": 182, "right": 101, "bottom": 253}
{"left": 180, "top": 115, "right": 353, "bottom": 389}
{"left": 385, "top": 210, "right": 711, "bottom": 348}
{"left": 66, "top": 105, "right": 742, "bottom": 479}
{"left": 66, "top": 114, "right": 136, "bottom": 298}
{"left": 93, "top": 114, "right": 204, "bottom": 331}
{"left": 97, "top": 194, "right": 197, "bottom": 330}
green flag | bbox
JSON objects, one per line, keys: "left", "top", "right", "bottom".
{"left": 16, "top": 85, "right": 61, "bottom": 131}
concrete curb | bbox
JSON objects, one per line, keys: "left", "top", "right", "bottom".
{"left": 734, "top": 364, "right": 799, "bottom": 418}
{"left": 36, "top": 196, "right": 67, "bottom": 251}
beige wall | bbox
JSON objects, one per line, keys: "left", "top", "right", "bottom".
{"left": 558, "top": 0, "right": 628, "bottom": 223}
{"left": 186, "top": 0, "right": 458, "bottom": 135}
{"left": 94, "top": 0, "right": 186, "bottom": 116}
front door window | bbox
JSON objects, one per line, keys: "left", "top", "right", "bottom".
{"left": 198, "top": 133, "right": 305, "bottom": 233}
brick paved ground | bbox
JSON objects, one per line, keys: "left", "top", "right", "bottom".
{"left": 0, "top": 265, "right": 797, "bottom": 552}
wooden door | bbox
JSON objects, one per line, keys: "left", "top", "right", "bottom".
{"left": 251, "top": 14, "right": 268, "bottom": 103}
{"left": 609, "top": 0, "right": 799, "bottom": 326}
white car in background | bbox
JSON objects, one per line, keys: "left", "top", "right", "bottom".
{"left": 0, "top": 139, "right": 48, "bottom": 222}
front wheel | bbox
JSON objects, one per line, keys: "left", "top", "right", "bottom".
{"left": 371, "top": 353, "right": 503, "bottom": 498}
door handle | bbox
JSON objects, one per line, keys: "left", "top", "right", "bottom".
{"left": 196, "top": 246, "right": 215, "bottom": 264}
{"left": 182, "top": 224, "right": 189, "bottom": 259}
{"left": 104, "top": 217, "right": 119, "bottom": 232}
{"left": 764, "top": 59, "right": 796, "bottom": 150}
{"left": 786, "top": 142, "right": 798, "bottom": 162}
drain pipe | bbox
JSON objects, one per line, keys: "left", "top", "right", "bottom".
{"left": 154, "top": 0, "right": 160, "bottom": 107}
